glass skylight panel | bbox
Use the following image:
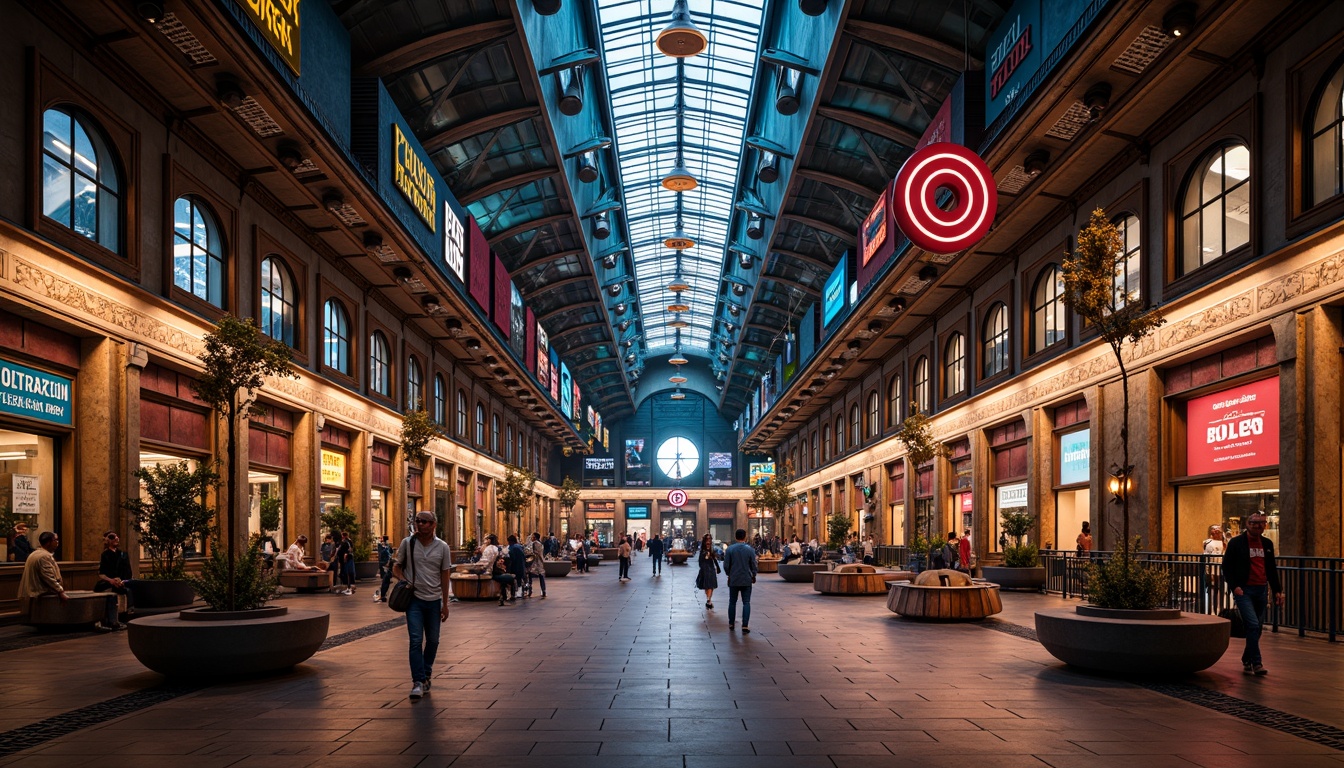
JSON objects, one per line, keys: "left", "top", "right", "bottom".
{"left": 597, "top": 0, "right": 763, "bottom": 352}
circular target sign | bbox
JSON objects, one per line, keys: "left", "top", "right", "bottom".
{"left": 667, "top": 488, "right": 688, "bottom": 508}
{"left": 892, "top": 142, "right": 997, "bottom": 255}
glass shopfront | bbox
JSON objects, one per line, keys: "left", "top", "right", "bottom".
{"left": 1, "top": 430, "right": 59, "bottom": 562}
{"left": 139, "top": 449, "right": 204, "bottom": 557}
{"left": 248, "top": 470, "right": 284, "bottom": 554}
{"left": 1055, "top": 424, "right": 1091, "bottom": 550}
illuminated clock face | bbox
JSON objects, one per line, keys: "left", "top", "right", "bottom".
{"left": 656, "top": 437, "right": 699, "bottom": 481}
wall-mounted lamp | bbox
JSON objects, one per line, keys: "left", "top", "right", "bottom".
{"left": 746, "top": 212, "right": 764, "bottom": 240}
{"left": 558, "top": 66, "right": 584, "bottom": 116}
{"left": 757, "top": 151, "right": 779, "bottom": 183}
{"left": 577, "top": 151, "right": 599, "bottom": 183}
{"left": 1107, "top": 464, "right": 1133, "bottom": 504}
{"left": 592, "top": 211, "right": 611, "bottom": 239}
{"left": 776, "top": 67, "right": 802, "bottom": 115}
{"left": 738, "top": 251, "right": 754, "bottom": 269}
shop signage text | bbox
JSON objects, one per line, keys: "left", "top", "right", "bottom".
{"left": 1186, "top": 376, "right": 1280, "bottom": 477}
{"left": 861, "top": 197, "right": 887, "bottom": 266}
{"left": 320, "top": 449, "right": 347, "bottom": 487}
{"left": 626, "top": 504, "right": 650, "bottom": 519}
{"left": 997, "top": 482, "right": 1028, "bottom": 508}
{"left": 443, "top": 202, "right": 464, "bottom": 280}
{"left": 393, "top": 123, "right": 436, "bottom": 229}
{"left": 584, "top": 457, "right": 615, "bottom": 471}
{"left": 12, "top": 474, "right": 38, "bottom": 515}
{"left": 1059, "top": 428, "right": 1090, "bottom": 485}
{"left": 0, "top": 358, "right": 72, "bottom": 426}
{"left": 241, "top": 0, "right": 301, "bottom": 75}
{"left": 989, "top": 16, "right": 1031, "bottom": 99}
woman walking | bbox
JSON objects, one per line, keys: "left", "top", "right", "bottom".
{"left": 696, "top": 533, "right": 719, "bottom": 608}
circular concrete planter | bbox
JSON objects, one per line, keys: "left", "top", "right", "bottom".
{"left": 981, "top": 566, "right": 1046, "bottom": 591}
{"left": 668, "top": 551, "right": 690, "bottom": 565}
{"left": 355, "top": 560, "right": 380, "bottom": 580}
{"left": 543, "top": 559, "right": 573, "bottom": 577}
{"left": 777, "top": 563, "right": 828, "bottom": 583}
{"left": 128, "top": 579, "right": 196, "bottom": 610}
{"left": 586, "top": 554, "right": 604, "bottom": 567}
{"left": 128, "top": 605, "right": 329, "bottom": 678}
{"left": 1035, "top": 606, "right": 1230, "bottom": 675}
{"left": 757, "top": 557, "right": 781, "bottom": 574}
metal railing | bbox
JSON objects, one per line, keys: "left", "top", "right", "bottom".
{"left": 1039, "top": 549, "right": 1342, "bottom": 642}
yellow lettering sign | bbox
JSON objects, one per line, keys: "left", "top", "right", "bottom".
{"left": 242, "top": 0, "right": 302, "bottom": 75}
{"left": 392, "top": 124, "right": 437, "bottom": 230}
{"left": 320, "top": 449, "right": 346, "bottom": 488}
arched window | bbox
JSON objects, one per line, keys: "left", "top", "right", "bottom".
{"left": 41, "top": 107, "right": 120, "bottom": 251}
{"left": 456, "top": 390, "right": 468, "bottom": 437}
{"left": 811, "top": 432, "right": 819, "bottom": 467}
{"left": 1310, "top": 62, "right": 1344, "bottom": 206}
{"left": 1113, "top": 215, "right": 1141, "bottom": 309}
{"left": 172, "top": 196, "right": 224, "bottom": 307}
{"left": 790, "top": 448, "right": 798, "bottom": 473}
{"left": 492, "top": 414, "right": 500, "bottom": 455}
{"left": 260, "top": 256, "right": 296, "bottom": 347}
{"left": 1032, "top": 266, "right": 1066, "bottom": 353}
{"left": 406, "top": 358, "right": 423, "bottom": 410}
{"left": 912, "top": 356, "right": 930, "bottom": 414}
{"left": 849, "top": 404, "right": 861, "bottom": 447}
{"left": 507, "top": 424, "right": 515, "bottom": 464}
{"left": 822, "top": 424, "right": 831, "bottom": 462}
{"left": 983, "top": 303, "right": 1009, "bottom": 379}
{"left": 433, "top": 374, "right": 446, "bottom": 425}
{"left": 867, "top": 391, "right": 880, "bottom": 438}
{"left": 1180, "top": 143, "right": 1251, "bottom": 274}
{"left": 944, "top": 333, "right": 966, "bottom": 398}
{"left": 887, "top": 375, "right": 903, "bottom": 428}
{"left": 322, "top": 299, "right": 350, "bottom": 374}
{"left": 835, "top": 416, "right": 845, "bottom": 454}
{"left": 369, "top": 331, "right": 391, "bottom": 396}
{"left": 475, "top": 403, "right": 485, "bottom": 446}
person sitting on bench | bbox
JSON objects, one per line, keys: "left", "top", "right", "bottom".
{"left": 284, "top": 535, "right": 316, "bottom": 570}
{"left": 20, "top": 531, "right": 121, "bottom": 631}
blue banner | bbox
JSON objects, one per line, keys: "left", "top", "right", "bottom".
{"left": 0, "top": 358, "right": 72, "bottom": 426}
{"left": 1059, "top": 428, "right": 1090, "bottom": 485}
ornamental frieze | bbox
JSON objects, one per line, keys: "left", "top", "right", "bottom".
{"left": 1257, "top": 248, "right": 1344, "bottom": 311}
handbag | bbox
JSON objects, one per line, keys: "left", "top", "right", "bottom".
{"left": 1219, "top": 607, "right": 1246, "bottom": 638}
{"left": 387, "top": 538, "right": 415, "bottom": 613}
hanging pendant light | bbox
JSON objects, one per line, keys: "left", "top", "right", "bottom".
{"left": 656, "top": 0, "right": 707, "bottom": 58}
{"left": 669, "top": 351, "right": 689, "bottom": 366}
{"left": 661, "top": 158, "right": 697, "bottom": 191}
{"left": 664, "top": 210, "right": 695, "bottom": 249}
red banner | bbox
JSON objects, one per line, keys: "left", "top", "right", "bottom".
{"left": 1186, "top": 376, "right": 1279, "bottom": 477}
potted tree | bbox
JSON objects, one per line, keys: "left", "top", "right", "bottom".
{"left": 498, "top": 463, "right": 537, "bottom": 535}
{"left": 981, "top": 509, "right": 1046, "bottom": 590}
{"left": 123, "top": 460, "right": 217, "bottom": 609}
{"left": 320, "top": 504, "right": 372, "bottom": 578}
{"left": 750, "top": 462, "right": 793, "bottom": 573}
{"left": 894, "top": 406, "right": 948, "bottom": 572}
{"left": 557, "top": 475, "right": 580, "bottom": 533}
{"left": 127, "top": 317, "right": 327, "bottom": 678}
{"left": 1034, "top": 210, "right": 1228, "bottom": 674}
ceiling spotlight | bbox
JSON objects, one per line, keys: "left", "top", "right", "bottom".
{"left": 1023, "top": 149, "right": 1050, "bottom": 178}
{"left": 607, "top": 283, "right": 623, "bottom": 297}
{"left": 918, "top": 264, "right": 939, "bottom": 282}
{"left": 615, "top": 302, "right": 627, "bottom": 314}
{"left": 216, "top": 77, "right": 246, "bottom": 110}
{"left": 664, "top": 226, "right": 696, "bottom": 250}
{"left": 136, "top": 0, "right": 165, "bottom": 23}
{"left": 558, "top": 66, "right": 584, "bottom": 116}
{"left": 392, "top": 266, "right": 413, "bottom": 283}
{"left": 731, "top": 283, "right": 746, "bottom": 296}
{"left": 746, "top": 212, "right": 764, "bottom": 240}
{"left": 622, "top": 339, "right": 634, "bottom": 349}
{"left": 534, "top": 0, "right": 562, "bottom": 14}
{"left": 603, "top": 253, "right": 619, "bottom": 270}
{"left": 655, "top": 0, "right": 707, "bottom": 58}
{"left": 1162, "top": 2, "right": 1196, "bottom": 37}
{"left": 727, "top": 304, "right": 741, "bottom": 316}
{"left": 758, "top": 151, "right": 780, "bottom": 184}
{"left": 483, "top": 355, "right": 499, "bottom": 366}
{"left": 617, "top": 319, "right": 632, "bottom": 332}
{"left": 1083, "top": 82, "right": 1112, "bottom": 123}
{"left": 464, "top": 338, "right": 482, "bottom": 350}
{"left": 592, "top": 211, "right": 611, "bottom": 239}
{"left": 738, "top": 251, "right": 754, "bottom": 269}
{"left": 421, "top": 295, "right": 444, "bottom": 315}
{"left": 277, "top": 143, "right": 303, "bottom": 171}
{"left": 776, "top": 67, "right": 802, "bottom": 115}
{"left": 577, "top": 151, "right": 599, "bottom": 184}
{"left": 625, "top": 352, "right": 636, "bottom": 364}
{"left": 798, "top": 0, "right": 827, "bottom": 15}
{"left": 443, "top": 317, "right": 464, "bottom": 336}
{"left": 322, "top": 190, "right": 346, "bottom": 213}
{"left": 879, "top": 296, "right": 907, "bottom": 316}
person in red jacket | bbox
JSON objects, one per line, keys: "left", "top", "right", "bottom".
{"left": 958, "top": 529, "right": 973, "bottom": 574}
{"left": 1222, "top": 512, "right": 1284, "bottom": 676}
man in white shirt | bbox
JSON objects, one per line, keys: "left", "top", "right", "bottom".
{"left": 392, "top": 511, "right": 451, "bottom": 700}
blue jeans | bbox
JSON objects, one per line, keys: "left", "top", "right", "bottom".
{"left": 1234, "top": 584, "right": 1269, "bottom": 665}
{"left": 651, "top": 553, "right": 662, "bottom": 574}
{"left": 405, "top": 597, "right": 442, "bottom": 684}
{"left": 728, "top": 585, "right": 752, "bottom": 626}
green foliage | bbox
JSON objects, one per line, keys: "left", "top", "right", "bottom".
{"left": 400, "top": 408, "right": 441, "bottom": 465}
{"left": 750, "top": 461, "right": 795, "bottom": 521}
{"left": 1086, "top": 539, "right": 1171, "bottom": 610}
{"left": 895, "top": 407, "right": 949, "bottom": 467}
{"left": 123, "top": 461, "right": 219, "bottom": 580}
{"left": 321, "top": 505, "right": 358, "bottom": 539}
{"left": 999, "top": 508, "right": 1034, "bottom": 547}
{"left": 1062, "top": 210, "right": 1166, "bottom": 349}
{"left": 558, "top": 475, "right": 581, "bottom": 514}
{"left": 1004, "top": 543, "right": 1040, "bottom": 568}
{"left": 191, "top": 316, "right": 296, "bottom": 415}
{"left": 826, "top": 511, "right": 852, "bottom": 549}
{"left": 258, "top": 495, "right": 282, "bottom": 536}
{"left": 0, "top": 506, "right": 22, "bottom": 538}
{"left": 353, "top": 528, "right": 374, "bottom": 561}
{"left": 498, "top": 464, "right": 537, "bottom": 525}
{"left": 463, "top": 537, "right": 477, "bottom": 554}
{"left": 191, "top": 539, "right": 276, "bottom": 611}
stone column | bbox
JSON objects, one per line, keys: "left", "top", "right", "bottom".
{"left": 1278, "top": 308, "right": 1341, "bottom": 557}
{"left": 74, "top": 337, "right": 120, "bottom": 560}
{"left": 119, "top": 341, "right": 147, "bottom": 571}
{"left": 1028, "top": 405, "right": 1054, "bottom": 549}
{"left": 290, "top": 412, "right": 322, "bottom": 554}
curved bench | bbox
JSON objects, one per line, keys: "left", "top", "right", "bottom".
{"left": 25, "top": 591, "right": 126, "bottom": 627}
{"left": 667, "top": 550, "right": 690, "bottom": 565}
{"left": 542, "top": 559, "right": 573, "bottom": 577}
{"left": 757, "top": 556, "right": 781, "bottom": 574}
{"left": 277, "top": 570, "right": 334, "bottom": 593}
{"left": 886, "top": 569, "right": 1003, "bottom": 619}
{"left": 777, "top": 563, "right": 827, "bottom": 582}
{"left": 813, "top": 564, "right": 889, "bottom": 595}
{"left": 450, "top": 573, "right": 501, "bottom": 600}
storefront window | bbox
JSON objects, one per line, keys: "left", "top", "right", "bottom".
{"left": 1177, "top": 477, "right": 1279, "bottom": 552}
{"left": 587, "top": 518, "right": 614, "bottom": 546}
{"left": 139, "top": 450, "right": 203, "bottom": 558}
{"left": 2, "top": 431, "right": 59, "bottom": 562}
{"left": 994, "top": 482, "right": 1028, "bottom": 552}
{"left": 1056, "top": 426, "right": 1090, "bottom": 550}
{"left": 247, "top": 470, "right": 283, "bottom": 554}
{"left": 660, "top": 514, "right": 694, "bottom": 541}
{"left": 889, "top": 503, "right": 905, "bottom": 546}
{"left": 369, "top": 488, "right": 385, "bottom": 542}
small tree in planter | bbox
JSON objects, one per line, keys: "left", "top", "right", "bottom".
{"left": 999, "top": 509, "right": 1038, "bottom": 567}
{"left": 124, "top": 461, "right": 219, "bottom": 580}
{"left": 400, "top": 408, "right": 440, "bottom": 466}
{"left": 750, "top": 462, "right": 793, "bottom": 542}
{"left": 558, "top": 475, "right": 580, "bottom": 525}
{"left": 498, "top": 464, "right": 537, "bottom": 535}
{"left": 191, "top": 315, "right": 296, "bottom": 610}
{"left": 894, "top": 406, "right": 948, "bottom": 568}
{"left": 320, "top": 505, "right": 359, "bottom": 542}
{"left": 1061, "top": 209, "right": 1167, "bottom": 606}
{"left": 826, "top": 511, "right": 853, "bottom": 550}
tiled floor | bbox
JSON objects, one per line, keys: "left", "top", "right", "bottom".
{"left": 2, "top": 553, "right": 1342, "bottom": 767}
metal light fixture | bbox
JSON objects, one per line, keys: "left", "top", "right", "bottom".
{"left": 655, "top": 0, "right": 707, "bottom": 58}
{"left": 534, "top": 0, "right": 562, "bottom": 15}
{"left": 669, "top": 315, "right": 690, "bottom": 329}
{"left": 577, "top": 151, "right": 599, "bottom": 183}
{"left": 664, "top": 207, "right": 696, "bottom": 249}
{"left": 592, "top": 211, "right": 611, "bottom": 239}
{"left": 603, "top": 253, "right": 619, "bottom": 270}
{"left": 667, "top": 301, "right": 691, "bottom": 313}
{"left": 1162, "top": 2, "right": 1196, "bottom": 37}
{"left": 757, "top": 151, "right": 779, "bottom": 183}
{"left": 799, "top": 0, "right": 827, "bottom": 15}
{"left": 776, "top": 67, "right": 802, "bottom": 115}
{"left": 607, "top": 282, "right": 623, "bottom": 297}
{"left": 746, "top": 212, "right": 764, "bottom": 240}
{"left": 1023, "top": 149, "right": 1050, "bottom": 177}
{"left": 558, "top": 66, "right": 584, "bottom": 116}
{"left": 217, "top": 77, "right": 246, "bottom": 110}
{"left": 738, "top": 251, "right": 754, "bottom": 269}
{"left": 662, "top": 159, "right": 697, "bottom": 192}
{"left": 1083, "top": 82, "right": 1112, "bottom": 123}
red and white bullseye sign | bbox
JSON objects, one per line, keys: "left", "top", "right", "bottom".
{"left": 666, "top": 488, "right": 688, "bottom": 508}
{"left": 892, "top": 142, "right": 997, "bottom": 255}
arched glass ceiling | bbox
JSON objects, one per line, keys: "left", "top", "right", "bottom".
{"left": 596, "top": 0, "right": 764, "bottom": 352}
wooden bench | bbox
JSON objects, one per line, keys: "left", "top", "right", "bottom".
{"left": 667, "top": 550, "right": 690, "bottom": 565}
{"left": 813, "top": 564, "right": 890, "bottom": 595}
{"left": 25, "top": 591, "right": 124, "bottom": 627}
{"left": 886, "top": 569, "right": 1003, "bottom": 620}
{"left": 757, "top": 556, "right": 781, "bottom": 574}
{"left": 277, "top": 570, "right": 333, "bottom": 593}
{"left": 450, "top": 572, "right": 501, "bottom": 600}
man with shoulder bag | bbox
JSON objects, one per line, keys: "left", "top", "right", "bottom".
{"left": 1222, "top": 512, "right": 1284, "bottom": 676}
{"left": 392, "top": 511, "right": 451, "bottom": 700}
